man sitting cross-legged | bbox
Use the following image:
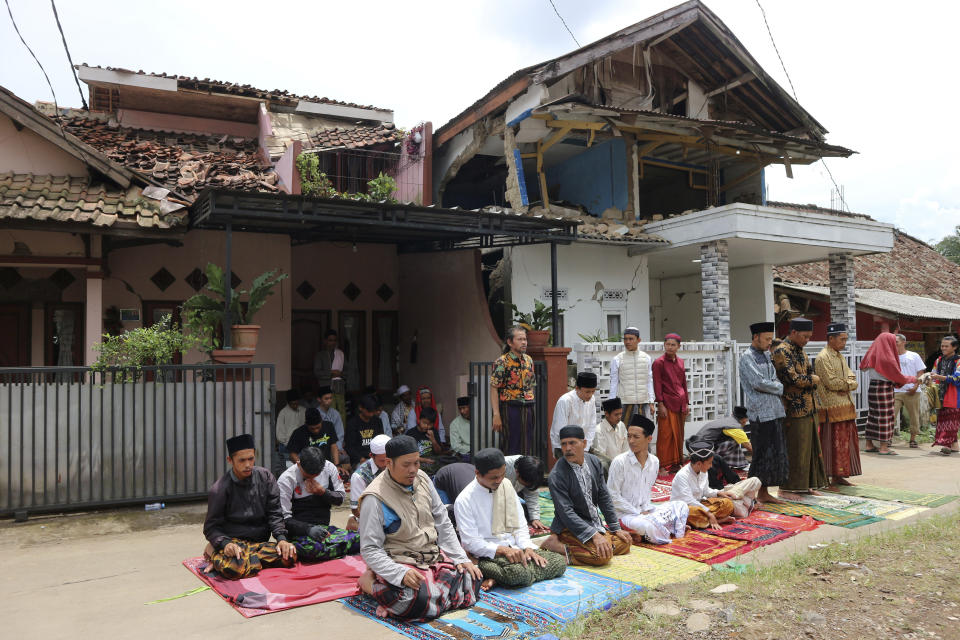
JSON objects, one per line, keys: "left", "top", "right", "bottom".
{"left": 454, "top": 448, "right": 566, "bottom": 590}
{"left": 606, "top": 415, "right": 689, "bottom": 544}
{"left": 203, "top": 434, "right": 297, "bottom": 578}
{"left": 277, "top": 446, "right": 359, "bottom": 562}
{"left": 357, "top": 435, "right": 483, "bottom": 621}
{"left": 346, "top": 434, "right": 391, "bottom": 532}
{"left": 539, "top": 426, "right": 632, "bottom": 566}
{"left": 671, "top": 442, "right": 761, "bottom": 529}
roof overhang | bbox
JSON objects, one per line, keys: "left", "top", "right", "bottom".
{"left": 190, "top": 190, "right": 578, "bottom": 253}
{"left": 777, "top": 283, "right": 960, "bottom": 321}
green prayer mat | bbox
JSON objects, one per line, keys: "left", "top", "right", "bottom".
{"left": 759, "top": 501, "right": 883, "bottom": 528}
{"left": 538, "top": 493, "right": 555, "bottom": 528}
{"left": 828, "top": 484, "right": 958, "bottom": 508}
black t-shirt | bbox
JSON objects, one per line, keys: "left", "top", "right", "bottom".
{"left": 345, "top": 416, "right": 384, "bottom": 465}
{"left": 405, "top": 426, "right": 435, "bottom": 457}
{"left": 286, "top": 423, "right": 338, "bottom": 457}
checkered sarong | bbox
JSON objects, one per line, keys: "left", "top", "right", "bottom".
{"left": 716, "top": 440, "right": 748, "bottom": 469}
{"left": 865, "top": 379, "right": 896, "bottom": 443}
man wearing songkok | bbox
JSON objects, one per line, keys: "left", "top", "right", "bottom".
{"left": 606, "top": 416, "right": 688, "bottom": 544}
{"left": 549, "top": 372, "right": 599, "bottom": 461}
{"left": 390, "top": 385, "right": 415, "bottom": 435}
{"left": 357, "top": 435, "right": 482, "bottom": 621}
{"left": 504, "top": 455, "right": 549, "bottom": 534}
{"left": 609, "top": 327, "right": 655, "bottom": 424}
{"left": 739, "top": 321, "right": 787, "bottom": 503}
{"left": 539, "top": 426, "right": 632, "bottom": 566}
{"left": 592, "top": 397, "right": 629, "bottom": 471}
{"left": 652, "top": 333, "right": 688, "bottom": 470}
{"left": 316, "top": 385, "right": 347, "bottom": 467}
{"left": 490, "top": 326, "right": 537, "bottom": 455}
{"left": 455, "top": 448, "right": 566, "bottom": 590}
{"left": 671, "top": 444, "right": 755, "bottom": 529}
{"left": 203, "top": 434, "right": 296, "bottom": 578}
{"left": 406, "top": 386, "right": 447, "bottom": 444}
{"left": 347, "top": 434, "right": 390, "bottom": 531}
{"left": 686, "top": 406, "right": 753, "bottom": 470}
{"left": 345, "top": 394, "right": 385, "bottom": 467}
{"left": 772, "top": 318, "right": 828, "bottom": 496}
{"left": 448, "top": 396, "right": 473, "bottom": 458}
{"left": 815, "top": 323, "right": 862, "bottom": 487}
{"left": 278, "top": 446, "right": 358, "bottom": 561}
{"left": 287, "top": 408, "right": 339, "bottom": 467}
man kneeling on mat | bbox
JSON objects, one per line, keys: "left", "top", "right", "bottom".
{"left": 539, "top": 426, "right": 632, "bottom": 566}
{"left": 454, "top": 448, "right": 566, "bottom": 589}
{"left": 277, "top": 446, "right": 359, "bottom": 561}
{"left": 671, "top": 442, "right": 761, "bottom": 529}
{"left": 203, "top": 434, "right": 297, "bottom": 578}
{"left": 357, "top": 435, "right": 483, "bottom": 621}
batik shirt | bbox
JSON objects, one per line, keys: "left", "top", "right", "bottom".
{"left": 772, "top": 338, "right": 817, "bottom": 418}
{"left": 490, "top": 351, "right": 536, "bottom": 402}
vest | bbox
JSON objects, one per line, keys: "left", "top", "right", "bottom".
{"left": 616, "top": 349, "right": 652, "bottom": 403}
{"left": 359, "top": 469, "right": 440, "bottom": 568}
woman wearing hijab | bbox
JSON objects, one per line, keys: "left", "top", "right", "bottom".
{"left": 406, "top": 386, "right": 446, "bottom": 444}
{"left": 930, "top": 335, "right": 960, "bottom": 455}
{"left": 860, "top": 333, "right": 918, "bottom": 455}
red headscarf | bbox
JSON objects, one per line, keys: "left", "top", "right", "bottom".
{"left": 414, "top": 386, "right": 438, "bottom": 427}
{"left": 859, "top": 333, "right": 915, "bottom": 386}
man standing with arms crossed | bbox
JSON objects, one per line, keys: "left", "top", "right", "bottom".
{"left": 608, "top": 327, "right": 655, "bottom": 424}
{"left": 490, "top": 327, "right": 537, "bottom": 455}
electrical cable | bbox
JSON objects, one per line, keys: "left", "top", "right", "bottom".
{"left": 5, "top": 0, "right": 61, "bottom": 111}
{"left": 547, "top": 0, "right": 580, "bottom": 48}
{"left": 49, "top": 0, "right": 88, "bottom": 110}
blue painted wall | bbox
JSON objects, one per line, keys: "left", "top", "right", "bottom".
{"left": 545, "top": 138, "right": 628, "bottom": 215}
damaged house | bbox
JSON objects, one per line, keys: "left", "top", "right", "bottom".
{"left": 433, "top": 0, "right": 894, "bottom": 344}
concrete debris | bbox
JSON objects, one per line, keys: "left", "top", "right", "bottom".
{"left": 685, "top": 612, "right": 711, "bottom": 632}
{"left": 689, "top": 599, "right": 722, "bottom": 611}
{"left": 710, "top": 584, "right": 738, "bottom": 594}
{"left": 641, "top": 600, "right": 681, "bottom": 617}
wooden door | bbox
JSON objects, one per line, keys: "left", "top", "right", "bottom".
{"left": 291, "top": 310, "right": 331, "bottom": 392}
{"left": 338, "top": 311, "right": 366, "bottom": 394}
{"left": 44, "top": 303, "right": 84, "bottom": 367}
{"left": 0, "top": 303, "right": 30, "bottom": 366}
{"left": 372, "top": 311, "right": 398, "bottom": 394}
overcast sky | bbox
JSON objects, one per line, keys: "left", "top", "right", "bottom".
{"left": 2, "top": 0, "right": 957, "bottom": 243}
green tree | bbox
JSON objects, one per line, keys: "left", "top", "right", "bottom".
{"left": 935, "top": 227, "right": 960, "bottom": 264}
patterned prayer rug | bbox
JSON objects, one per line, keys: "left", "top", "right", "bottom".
{"left": 341, "top": 593, "right": 555, "bottom": 640}
{"left": 828, "top": 484, "right": 958, "bottom": 508}
{"left": 538, "top": 494, "right": 555, "bottom": 528}
{"left": 650, "top": 482, "right": 672, "bottom": 503}
{"left": 640, "top": 530, "right": 748, "bottom": 564}
{"left": 701, "top": 521, "right": 798, "bottom": 564}
{"left": 758, "top": 502, "right": 883, "bottom": 528}
{"left": 483, "top": 568, "right": 641, "bottom": 623}
{"left": 741, "top": 510, "right": 821, "bottom": 533}
{"left": 787, "top": 493, "right": 929, "bottom": 520}
{"left": 183, "top": 554, "right": 365, "bottom": 617}
{"left": 573, "top": 546, "right": 709, "bottom": 588}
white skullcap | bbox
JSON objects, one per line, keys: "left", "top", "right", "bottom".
{"left": 396, "top": 384, "right": 410, "bottom": 395}
{"left": 369, "top": 434, "right": 391, "bottom": 455}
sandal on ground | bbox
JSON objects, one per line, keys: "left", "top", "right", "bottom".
{"left": 941, "top": 447, "right": 955, "bottom": 456}
{"left": 864, "top": 448, "right": 880, "bottom": 453}
{"left": 877, "top": 450, "right": 898, "bottom": 455}
{"left": 909, "top": 441, "right": 919, "bottom": 448}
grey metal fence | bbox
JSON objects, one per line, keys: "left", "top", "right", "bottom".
{"left": 0, "top": 364, "right": 275, "bottom": 518}
{"left": 467, "top": 360, "right": 549, "bottom": 462}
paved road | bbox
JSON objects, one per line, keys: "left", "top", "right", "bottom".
{"left": 3, "top": 440, "right": 958, "bottom": 639}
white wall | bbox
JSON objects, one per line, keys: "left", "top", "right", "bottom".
{"left": 507, "top": 243, "right": 650, "bottom": 344}
{"left": 730, "top": 264, "right": 774, "bottom": 342}
{"left": 653, "top": 274, "right": 702, "bottom": 341}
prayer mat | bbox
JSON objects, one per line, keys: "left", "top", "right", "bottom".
{"left": 341, "top": 593, "right": 555, "bottom": 640}
{"left": 741, "top": 510, "right": 821, "bottom": 533}
{"left": 758, "top": 502, "right": 883, "bottom": 528}
{"left": 573, "top": 546, "right": 709, "bottom": 588}
{"left": 483, "top": 568, "right": 641, "bottom": 623}
{"left": 538, "top": 494, "right": 555, "bottom": 528}
{"left": 656, "top": 471, "right": 675, "bottom": 484}
{"left": 650, "top": 482, "right": 672, "bottom": 503}
{"left": 701, "top": 521, "right": 798, "bottom": 564}
{"left": 787, "top": 493, "right": 928, "bottom": 520}
{"left": 828, "top": 484, "right": 958, "bottom": 508}
{"left": 640, "top": 530, "right": 748, "bottom": 564}
{"left": 182, "top": 554, "right": 365, "bottom": 617}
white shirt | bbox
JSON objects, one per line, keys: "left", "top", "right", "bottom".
{"left": 593, "top": 419, "right": 628, "bottom": 460}
{"left": 670, "top": 462, "right": 718, "bottom": 510}
{"left": 331, "top": 348, "right": 344, "bottom": 380}
{"left": 277, "top": 460, "right": 344, "bottom": 520}
{"left": 609, "top": 349, "right": 655, "bottom": 403}
{"left": 454, "top": 478, "right": 534, "bottom": 559}
{"left": 349, "top": 458, "right": 380, "bottom": 509}
{"left": 276, "top": 404, "right": 306, "bottom": 445}
{"left": 606, "top": 451, "right": 660, "bottom": 518}
{"left": 895, "top": 351, "right": 926, "bottom": 392}
{"left": 406, "top": 406, "right": 446, "bottom": 443}
{"left": 379, "top": 411, "right": 392, "bottom": 437}
{"left": 550, "top": 389, "right": 599, "bottom": 449}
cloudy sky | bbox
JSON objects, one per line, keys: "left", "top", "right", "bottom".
{"left": 2, "top": 0, "right": 957, "bottom": 243}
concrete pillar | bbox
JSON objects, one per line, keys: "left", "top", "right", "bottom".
{"left": 84, "top": 235, "right": 104, "bottom": 366}
{"left": 526, "top": 344, "right": 572, "bottom": 470}
{"left": 829, "top": 252, "right": 857, "bottom": 341}
{"left": 701, "top": 240, "right": 730, "bottom": 341}
{"left": 730, "top": 264, "right": 775, "bottom": 342}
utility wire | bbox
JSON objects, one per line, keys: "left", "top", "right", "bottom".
{"left": 50, "top": 0, "right": 88, "bottom": 110}
{"left": 547, "top": 0, "right": 580, "bottom": 48}
{"left": 5, "top": 0, "right": 62, "bottom": 111}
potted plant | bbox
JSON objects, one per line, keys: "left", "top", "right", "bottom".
{"left": 183, "top": 263, "right": 288, "bottom": 364}
{"left": 509, "top": 299, "right": 562, "bottom": 348}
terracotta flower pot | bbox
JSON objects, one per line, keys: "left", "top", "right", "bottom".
{"left": 231, "top": 325, "right": 261, "bottom": 350}
{"left": 526, "top": 330, "right": 550, "bottom": 348}
{"left": 211, "top": 349, "right": 255, "bottom": 364}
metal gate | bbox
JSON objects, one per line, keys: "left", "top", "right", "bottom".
{"left": 467, "top": 360, "right": 549, "bottom": 463}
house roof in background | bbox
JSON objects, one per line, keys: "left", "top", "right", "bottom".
{"left": 778, "top": 283, "right": 960, "bottom": 321}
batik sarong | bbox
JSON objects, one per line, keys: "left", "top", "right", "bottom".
{"left": 500, "top": 401, "right": 535, "bottom": 456}
{"left": 292, "top": 526, "right": 360, "bottom": 562}
{"left": 620, "top": 500, "right": 689, "bottom": 544}
{"left": 782, "top": 415, "right": 828, "bottom": 492}
{"left": 368, "top": 560, "right": 481, "bottom": 621}
{"left": 934, "top": 407, "right": 960, "bottom": 447}
{"left": 556, "top": 529, "right": 631, "bottom": 567}
{"left": 686, "top": 497, "right": 734, "bottom": 529}
{"left": 208, "top": 538, "right": 293, "bottom": 579}
{"left": 865, "top": 379, "right": 896, "bottom": 443}
{"left": 749, "top": 419, "right": 789, "bottom": 487}
{"left": 656, "top": 409, "right": 684, "bottom": 468}
{"left": 476, "top": 549, "right": 566, "bottom": 588}
{"left": 820, "top": 418, "right": 861, "bottom": 479}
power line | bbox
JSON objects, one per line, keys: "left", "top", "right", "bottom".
{"left": 547, "top": 0, "right": 580, "bottom": 48}
{"left": 49, "top": 0, "right": 88, "bottom": 110}
{"left": 5, "top": 0, "right": 62, "bottom": 112}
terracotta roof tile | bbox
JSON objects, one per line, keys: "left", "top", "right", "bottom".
{"left": 305, "top": 122, "right": 402, "bottom": 151}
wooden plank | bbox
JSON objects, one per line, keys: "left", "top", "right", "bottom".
{"left": 540, "top": 124, "right": 574, "bottom": 153}
{"left": 434, "top": 76, "right": 531, "bottom": 147}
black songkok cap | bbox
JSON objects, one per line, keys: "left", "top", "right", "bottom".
{"left": 359, "top": 394, "right": 379, "bottom": 412}
{"left": 305, "top": 407, "right": 321, "bottom": 425}
{"left": 317, "top": 385, "right": 333, "bottom": 396}
{"left": 385, "top": 435, "right": 419, "bottom": 459}
{"left": 456, "top": 396, "right": 470, "bottom": 407}
{"left": 576, "top": 372, "right": 598, "bottom": 389}
{"left": 750, "top": 321, "right": 775, "bottom": 335}
{"left": 558, "top": 425, "right": 585, "bottom": 441}
{"left": 601, "top": 397, "right": 622, "bottom": 413}
{"left": 299, "top": 446, "right": 326, "bottom": 475}
{"left": 790, "top": 317, "right": 814, "bottom": 331}
{"left": 826, "top": 323, "right": 847, "bottom": 335}
{"left": 226, "top": 433, "right": 255, "bottom": 455}
{"left": 629, "top": 413, "right": 655, "bottom": 435}
{"left": 733, "top": 406, "right": 748, "bottom": 421}
{"left": 474, "top": 447, "right": 506, "bottom": 475}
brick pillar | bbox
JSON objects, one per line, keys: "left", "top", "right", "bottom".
{"left": 526, "top": 344, "right": 571, "bottom": 470}
{"left": 701, "top": 240, "right": 730, "bottom": 341}
{"left": 829, "top": 252, "right": 857, "bottom": 341}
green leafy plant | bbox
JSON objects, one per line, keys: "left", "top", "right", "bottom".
{"left": 367, "top": 171, "right": 397, "bottom": 201}
{"left": 296, "top": 153, "right": 338, "bottom": 198}
{"left": 92, "top": 314, "right": 199, "bottom": 379}
{"left": 510, "top": 299, "right": 563, "bottom": 332}
{"left": 577, "top": 330, "right": 622, "bottom": 343}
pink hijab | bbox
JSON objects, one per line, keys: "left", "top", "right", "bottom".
{"left": 860, "top": 333, "right": 915, "bottom": 386}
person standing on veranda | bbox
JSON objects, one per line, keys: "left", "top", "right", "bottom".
{"left": 490, "top": 327, "right": 537, "bottom": 455}
{"left": 814, "top": 323, "right": 861, "bottom": 487}
{"left": 651, "top": 333, "right": 688, "bottom": 471}
{"left": 608, "top": 327, "right": 655, "bottom": 424}
{"left": 894, "top": 334, "right": 926, "bottom": 448}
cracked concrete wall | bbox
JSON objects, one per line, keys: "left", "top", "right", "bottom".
{"left": 502, "top": 120, "right": 527, "bottom": 212}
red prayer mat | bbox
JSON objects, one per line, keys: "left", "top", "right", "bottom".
{"left": 741, "top": 510, "right": 821, "bottom": 534}
{"left": 650, "top": 482, "right": 672, "bottom": 503}
{"left": 700, "top": 520, "right": 799, "bottom": 564}
{"left": 182, "top": 554, "right": 365, "bottom": 617}
{"left": 640, "top": 530, "right": 747, "bottom": 564}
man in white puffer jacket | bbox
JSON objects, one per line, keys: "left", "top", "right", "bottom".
{"left": 609, "top": 327, "right": 655, "bottom": 425}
